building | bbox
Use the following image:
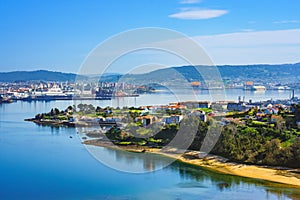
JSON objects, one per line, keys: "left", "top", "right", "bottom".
{"left": 247, "top": 100, "right": 263, "bottom": 109}
{"left": 163, "top": 115, "right": 183, "bottom": 125}
{"left": 244, "top": 81, "right": 254, "bottom": 90}
{"left": 189, "top": 110, "right": 207, "bottom": 122}
{"left": 178, "top": 101, "right": 210, "bottom": 109}
{"left": 227, "top": 102, "right": 245, "bottom": 112}
{"left": 142, "top": 116, "right": 152, "bottom": 127}
{"left": 211, "top": 101, "right": 233, "bottom": 111}
{"left": 135, "top": 115, "right": 157, "bottom": 127}
{"left": 271, "top": 115, "right": 282, "bottom": 123}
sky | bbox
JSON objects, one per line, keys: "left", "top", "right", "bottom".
{"left": 0, "top": 0, "right": 300, "bottom": 74}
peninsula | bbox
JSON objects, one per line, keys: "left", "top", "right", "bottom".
{"left": 26, "top": 99, "right": 300, "bottom": 186}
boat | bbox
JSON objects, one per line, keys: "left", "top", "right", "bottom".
{"left": 21, "top": 86, "right": 72, "bottom": 101}
{"left": 247, "top": 86, "right": 266, "bottom": 91}
{"left": 0, "top": 96, "right": 14, "bottom": 103}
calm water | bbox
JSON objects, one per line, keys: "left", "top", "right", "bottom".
{"left": 79, "top": 89, "right": 296, "bottom": 108}
{"left": 1, "top": 90, "right": 300, "bottom": 200}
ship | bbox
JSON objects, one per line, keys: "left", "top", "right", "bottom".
{"left": 0, "top": 96, "right": 14, "bottom": 103}
{"left": 250, "top": 86, "right": 266, "bottom": 91}
{"left": 22, "top": 86, "right": 72, "bottom": 101}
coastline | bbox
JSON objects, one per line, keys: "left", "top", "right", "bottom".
{"left": 83, "top": 139, "right": 300, "bottom": 187}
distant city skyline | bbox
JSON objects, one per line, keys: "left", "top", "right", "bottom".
{"left": 0, "top": 0, "right": 300, "bottom": 73}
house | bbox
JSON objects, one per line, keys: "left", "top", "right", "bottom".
{"left": 135, "top": 115, "right": 157, "bottom": 127}
{"left": 151, "top": 105, "right": 167, "bottom": 112}
{"left": 211, "top": 101, "right": 233, "bottom": 111}
{"left": 256, "top": 112, "right": 265, "bottom": 121}
{"left": 227, "top": 102, "right": 245, "bottom": 112}
{"left": 167, "top": 103, "right": 186, "bottom": 110}
{"left": 247, "top": 101, "right": 263, "bottom": 109}
{"left": 199, "top": 101, "right": 210, "bottom": 108}
{"left": 263, "top": 107, "right": 279, "bottom": 115}
{"left": 264, "top": 109, "right": 273, "bottom": 115}
{"left": 188, "top": 110, "right": 207, "bottom": 122}
{"left": 178, "top": 101, "right": 210, "bottom": 109}
{"left": 142, "top": 116, "right": 152, "bottom": 127}
{"left": 163, "top": 115, "right": 183, "bottom": 125}
{"left": 271, "top": 115, "right": 282, "bottom": 123}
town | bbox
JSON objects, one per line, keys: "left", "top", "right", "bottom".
{"left": 0, "top": 81, "right": 157, "bottom": 103}
{"left": 26, "top": 94, "right": 300, "bottom": 128}
{"left": 0, "top": 78, "right": 295, "bottom": 103}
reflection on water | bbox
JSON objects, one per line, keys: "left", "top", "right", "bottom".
{"left": 49, "top": 126, "right": 60, "bottom": 135}
{"left": 114, "top": 150, "right": 173, "bottom": 172}
{"left": 89, "top": 145, "right": 300, "bottom": 200}
{"left": 170, "top": 161, "right": 300, "bottom": 200}
{"left": 87, "top": 145, "right": 175, "bottom": 173}
{"left": 2, "top": 97, "right": 300, "bottom": 199}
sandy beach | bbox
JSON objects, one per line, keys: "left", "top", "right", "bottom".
{"left": 83, "top": 139, "right": 300, "bottom": 187}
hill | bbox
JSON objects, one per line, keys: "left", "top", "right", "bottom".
{"left": 0, "top": 70, "right": 84, "bottom": 82}
{"left": 145, "top": 63, "right": 300, "bottom": 82}
{"left": 104, "top": 63, "right": 300, "bottom": 86}
{"left": 1, "top": 63, "right": 300, "bottom": 83}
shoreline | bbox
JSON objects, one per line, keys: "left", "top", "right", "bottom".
{"left": 24, "top": 118, "right": 102, "bottom": 127}
{"left": 83, "top": 139, "right": 300, "bottom": 188}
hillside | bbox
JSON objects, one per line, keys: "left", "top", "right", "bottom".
{"left": 142, "top": 63, "right": 300, "bottom": 83}
{"left": 0, "top": 70, "right": 84, "bottom": 82}
{"left": 1, "top": 63, "right": 300, "bottom": 83}
{"left": 109, "top": 63, "right": 300, "bottom": 85}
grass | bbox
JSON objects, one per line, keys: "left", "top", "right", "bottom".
{"left": 196, "top": 108, "right": 212, "bottom": 113}
{"left": 252, "top": 121, "right": 267, "bottom": 126}
{"left": 118, "top": 141, "right": 132, "bottom": 145}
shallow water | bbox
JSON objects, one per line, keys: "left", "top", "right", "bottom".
{"left": 1, "top": 95, "right": 300, "bottom": 200}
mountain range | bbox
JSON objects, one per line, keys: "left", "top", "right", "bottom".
{"left": 1, "top": 63, "right": 300, "bottom": 83}
{"left": 0, "top": 70, "right": 79, "bottom": 82}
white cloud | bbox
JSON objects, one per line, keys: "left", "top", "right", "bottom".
{"left": 81, "top": 28, "right": 300, "bottom": 74}
{"left": 273, "top": 20, "right": 300, "bottom": 24}
{"left": 193, "top": 29, "right": 300, "bottom": 65}
{"left": 194, "top": 29, "right": 300, "bottom": 48}
{"left": 144, "top": 29, "right": 300, "bottom": 66}
{"left": 169, "top": 8, "right": 228, "bottom": 20}
{"left": 179, "top": 0, "right": 202, "bottom": 4}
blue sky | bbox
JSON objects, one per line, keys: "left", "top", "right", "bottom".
{"left": 0, "top": 0, "right": 300, "bottom": 73}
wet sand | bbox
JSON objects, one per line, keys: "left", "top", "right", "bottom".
{"left": 83, "top": 139, "right": 300, "bottom": 187}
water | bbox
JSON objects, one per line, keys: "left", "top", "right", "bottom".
{"left": 68, "top": 89, "right": 296, "bottom": 108}
{"left": 1, "top": 91, "right": 300, "bottom": 200}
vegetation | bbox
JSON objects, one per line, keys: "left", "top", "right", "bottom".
{"left": 105, "top": 103, "right": 300, "bottom": 168}
{"left": 105, "top": 123, "right": 178, "bottom": 147}
{"left": 202, "top": 105, "right": 300, "bottom": 168}
{"left": 0, "top": 70, "right": 83, "bottom": 82}
{"left": 196, "top": 108, "right": 212, "bottom": 113}
{"left": 34, "top": 104, "right": 115, "bottom": 121}
{"left": 32, "top": 102, "right": 300, "bottom": 168}
{"left": 34, "top": 107, "right": 72, "bottom": 121}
